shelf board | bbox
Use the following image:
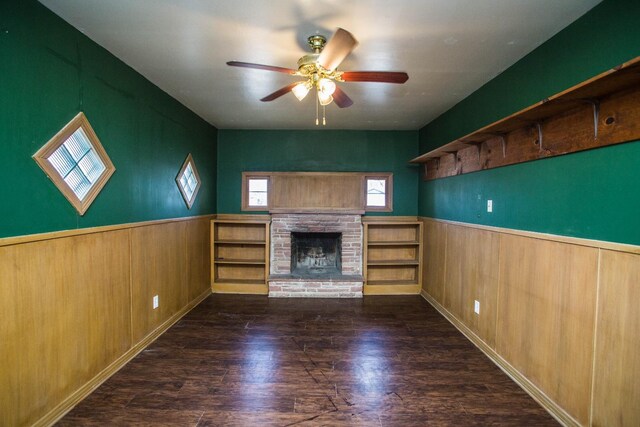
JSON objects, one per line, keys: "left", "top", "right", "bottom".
{"left": 410, "top": 56, "right": 640, "bottom": 180}
{"left": 366, "top": 279, "right": 419, "bottom": 286}
{"left": 214, "top": 259, "right": 265, "bottom": 265}
{"left": 213, "top": 278, "right": 266, "bottom": 285}
{"left": 367, "top": 260, "right": 419, "bottom": 266}
{"left": 367, "top": 240, "right": 420, "bottom": 246}
{"left": 214, "top": 240, "right": 266, "bottom": 245}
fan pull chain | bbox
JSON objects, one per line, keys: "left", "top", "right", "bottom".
{"left": 315, "top": 89, "right": 319, "bottom": 126}
{"left": 323, "top": 105, "right": 326, "bottom": 126}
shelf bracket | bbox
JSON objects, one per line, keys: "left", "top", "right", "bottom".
{"left": 535, "top": 122, "right": 544, "bottom": 152}
{"left": 499, "top": 135, "right": 507, "bottom": 158}
{"left": 581, "top": 99, "right": 600, "bottom": 140}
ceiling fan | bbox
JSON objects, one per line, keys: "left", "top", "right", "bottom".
{"left": 227, "top": 28, "right": 409, "bottom": 125}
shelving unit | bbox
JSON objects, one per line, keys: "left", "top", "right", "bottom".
{"left": 411, "top": 56, "right": 640, "bottom": 180}
{"left": 211, "top": 218, "right": 270, "bottom": 294}
{"left": 363, "top": 219, "right": 423, "bottom": 295}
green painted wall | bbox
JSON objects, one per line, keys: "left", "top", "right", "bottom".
{"left": 418, "top": 0, "right": 640, "bottom": 245}
{"left": 0, "top": 1, "right": 217, "bottom": 239}
{"left": 217, "top": 130, "right": 419, "bottom": 216}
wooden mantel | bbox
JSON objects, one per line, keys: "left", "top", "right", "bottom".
{"left": 412, "top": 56, "right": 640, "bottom": 180}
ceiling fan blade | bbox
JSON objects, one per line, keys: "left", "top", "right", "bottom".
{"left": 332, "top": 86, "right": 353, "bottom": 108}
{"left": 260, "top": 82, "right": 300, "bottom": 102}
{"left": 341, "top": 71, "right": 409, "bottom": 84}
{"left": 227, "top": 61, "right": 296, "bottom": 75}
{"left": 318, "top": 28, "right": 358, "bottom": 71}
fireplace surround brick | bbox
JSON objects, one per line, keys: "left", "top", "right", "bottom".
{"left": 269, "top": 213, "right": 363, "bottom": 298}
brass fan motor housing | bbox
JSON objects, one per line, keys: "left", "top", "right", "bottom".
{"left": 296, "top": 36, "right": 344, "bottom": 82}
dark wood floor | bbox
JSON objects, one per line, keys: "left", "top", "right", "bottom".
{"left": 59, "top": 295, "right": 557, "bottom": 426}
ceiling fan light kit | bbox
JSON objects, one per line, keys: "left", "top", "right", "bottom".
{"left": 227, "top": 28, "right": 409, "bottom": 125}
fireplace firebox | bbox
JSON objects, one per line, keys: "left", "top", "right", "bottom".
{"left": 291, "top": 232, "right": 341, "bottom": 276}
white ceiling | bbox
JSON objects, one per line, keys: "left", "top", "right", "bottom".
{"left": 40, "top": 0, "right": 601, "bottom": 130}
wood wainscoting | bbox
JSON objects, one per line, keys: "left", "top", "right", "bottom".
{"left": 420, "top": 217, "right": 640, "bottom": 427}
{"left": 0, "top": 216, "right": 213, "bottom": 427}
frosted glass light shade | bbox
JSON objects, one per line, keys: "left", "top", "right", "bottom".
{"left": 318, "top": 78, "right": 336, "bottom": 96}
{"left": 317, "top": 89, "right": 333, "bottom": 106}
{"left": 292, "top": 81, "right": 311, "bottom": 101}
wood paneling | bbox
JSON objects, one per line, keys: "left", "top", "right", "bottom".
{"left": 0, "top": 231, "right": 131, "bottom": 427}
{"left": 270, "top": 172, "right": 363, "bottom": 211}
{"left": 591, "top": 250, "right": 640, "bottom": 427}
{"left": 496, "top": 234, "right": 598, "bottom": 424}
{"left": 131, "top": 222, "right": 189, "bottom": 343}
{"left": 0, "top": 216, "right": 212, "bottom": 426}
{"left": 186, "top": 218, "right": 211, "bottom": 302}
{"left": 422, "top": 219, "right": 447, "bottom": 304}
{"left": 444, "top": 226, "right": 500, "bottom": 347}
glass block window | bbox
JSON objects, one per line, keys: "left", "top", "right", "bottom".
{"left": 242, "top": 173, "right": 270, "bottom": 211}
{"left": 33, "top": 112, "right": 115, "bottom": 215}
{"left": 364, "top": 174, "right": 393, "bottom": 211}
{"left": 176, "top": 154, "right": 201, "bottom": 209}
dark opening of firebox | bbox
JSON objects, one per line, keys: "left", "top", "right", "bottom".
{"left": 291, "top": 232, "right": 341, "bottom": 277}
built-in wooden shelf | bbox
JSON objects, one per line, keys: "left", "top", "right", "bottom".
{"left": 363, "top": 220, "right": 423, "bottom": 295}
{"left": 213, "top": 278, "right": 267, "bottom": 285}
{"left": 211, "top": 219, "right": 270, "bottom": 294}
{"left": 367, "top": 240, "right": 421, "bottom": 246}
{"left": 411, "top": 56, "right": 640, "bottom": 180}
{"left": 366, "top": 279, "right": 419, "bottom": 286}
{"left": 213, "top": 259, "right": 266, "bottom": 265}
{"left": 367, "top": 260, "right": 420, "bottom": 266}
{"left": 214, "top": 240, "right": 266, "bottom": 245}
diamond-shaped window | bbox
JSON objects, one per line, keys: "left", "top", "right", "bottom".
{"left": 176, "top": 154, "right": 201, "bottom": 209}
{"left": 33, "top": 112, "right": 115, "bottom": 215}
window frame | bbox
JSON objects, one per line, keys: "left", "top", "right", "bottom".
{"left": 364, "top": 173, "right": 393, "bottom": 212}
{"left": 176, "top": 153, "right": 202, "bottom": 209}
{"left": 241, "top": 172, "right": 271, "bottom": 211}
{"left": 32, "top": 112, "right": 115, "bottom": 216}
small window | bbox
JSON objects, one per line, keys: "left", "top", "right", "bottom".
{"left": 242, "top": 173, "right": 270, "bottom": 211}
{"left": 364, "top": 174, "right": 393, "bottom": 211}
{"left": 33, "top": 112, "right": 115, "bottom": 215}
{"left": 176, "top": 154, "right": 201, "bottom": 209}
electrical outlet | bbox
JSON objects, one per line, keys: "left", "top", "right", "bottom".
{"left": 153, "top": 295, "right": 159, "bottom": 309}
{"left": 487, "top": 199, "right": 493, "bottom": 213}
{"left": 474, "top": 300, "right": 480, "bottom": 314}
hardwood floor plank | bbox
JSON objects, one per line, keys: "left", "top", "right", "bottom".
{"left": 59, "top": 295, "right": 557, "bottom": 426}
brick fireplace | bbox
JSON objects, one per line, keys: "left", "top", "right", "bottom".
{"left": 269, "top": 213, "right": 363, "bottom": 297}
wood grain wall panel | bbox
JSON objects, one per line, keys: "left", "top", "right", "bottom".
{"left": 0, "top": 231, "right": 131, "bottom": 426}
{"left": 131, "top": 222, "right": 189, "bottom": 344}
{"left": 496, "top": 234, "right": 598, "bottom": 424}
{"left": 591, "top": 250, "right": 640, "bottom": 427}
{"left": 421, "top": 220, "right": 447, "bottom": 304}
{"left": 186, "top": 218, "right": 211, "bottom": 302}
{"left": 443, "top": 225, "right": 500, "bottom": 347}
{"left": 270, "top": 173, "right": 363, "bottom": 210}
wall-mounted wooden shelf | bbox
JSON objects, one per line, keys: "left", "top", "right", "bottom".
{"left": 363, "top": 220, "right": 423, "bottom": 295}
{"left": 411, "top": 56, "right": 640, "bottom": 180}
{"left": 211, "top": 219, "right": 270, "bottom": 294}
